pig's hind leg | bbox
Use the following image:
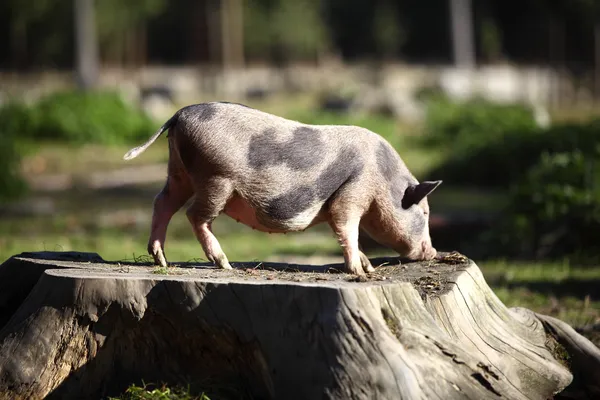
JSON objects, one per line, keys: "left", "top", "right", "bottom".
{"left": 186, "top": 176, "right": 234, "bottom": 269}
{"left": 148, "top": 173, "right": 193, "bottom": 268}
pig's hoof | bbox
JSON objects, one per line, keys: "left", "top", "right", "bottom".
{"left": 214, "top": 255, "right": 232, "bottom": 270}
{"left": 220, "top": 261, "right": 233, "bottom": 270}
{"left": 155, "top": 252, "right": 168, "bottom": 268}
{"left": 150, "top": 241, "right": 168, "bottom": 268}
{"left": 359, "top": 252, "right": 375, "bottom": 273}
{"left": 344, "top": 263, "right": 366, "bottom": 276}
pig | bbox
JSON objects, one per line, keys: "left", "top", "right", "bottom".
{"left": 123, "top": 102, "right": 442, "bottom": 275}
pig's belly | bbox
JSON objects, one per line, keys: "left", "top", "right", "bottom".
{"left": 223, "top": 195, "right": 327, "bottom": 232}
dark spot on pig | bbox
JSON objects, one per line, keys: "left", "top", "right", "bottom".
{"left": 287, "top": 127, "right": 325, "bottom": 170}
{"left": 264, "top": 185, "right": 315, "bottom": 221}
{"left": 247, "top": 126, "right": 324, "bottom": 170}
{"left": 247, "top": 128, "right": 277, "bottom": 169}
{"left": 264, "top": 146, "right": 363, "bottom": 220}
{"left": 377, "top": 142, "right": 399, "bottom": 181}
{"left": 315, "top": 146, "right": 363, "bottom": 200}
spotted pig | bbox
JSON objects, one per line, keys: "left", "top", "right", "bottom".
{"left": 123, "top": 102, "right": 442, "bottom": 275}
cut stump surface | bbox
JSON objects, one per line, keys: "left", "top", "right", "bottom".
{"left": 0, "top": 251, "right": 597, "bottom": 400}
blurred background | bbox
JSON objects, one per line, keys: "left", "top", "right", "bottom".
{"left": 0, "top": 0, "right": 599, "bottom": 344}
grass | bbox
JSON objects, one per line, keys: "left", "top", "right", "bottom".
{"left": 109, "top": 382, "right": 210, "bottom": 400}
{"left": 152, "top": 266, "right": 171, "bottom": 275}
{"left": 19, "top": 136, "right": 169, "bottom": 176}
{"left": 0, "top": 211, "right": 341, "bottom": 264}
{"left": 480, "top": 260, "right": 600, "bottom": 329}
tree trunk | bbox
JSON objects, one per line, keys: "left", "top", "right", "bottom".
{"left": 74, "top": 0, "right": 99, "bottom": 90}
{"left": 594, "top": 19, "right": 600, "bottom": 103}
{"left": 0, "top": 251, "right": 597, "bottom": 400}
{"left": 449, "top": 0, "right": 476, "bottom": 68}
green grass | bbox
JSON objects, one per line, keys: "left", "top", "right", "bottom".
{"left": 109, "top": 382, "right": 210, "bottom": 400}
{"left": 19, "top": 136, "right": 169, "bottom": 176}
{"left": 152, "top": 265, "right": 171, "bottom": 275}
{"left": 0, "top": 208, "right": 341, "bottom": 264}
{"left": 480, "top": 260, "right": 600, "bottom": 329}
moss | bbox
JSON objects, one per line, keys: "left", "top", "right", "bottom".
{"left": 381, "top": 308, "right": 402, "bottom": 340}
{"left": 545, "top": 333, "right": 571, "bottom": 371}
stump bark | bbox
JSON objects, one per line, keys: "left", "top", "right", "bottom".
{"left": 0, "top": 251, "right": 598, "bottom": 400}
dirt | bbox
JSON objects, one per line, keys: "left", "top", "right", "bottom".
{"left": 10, "top": 251, "right": 470, "bottom": 298}
{"left": 128, "top": 251, "right": 468, "bottom": 290}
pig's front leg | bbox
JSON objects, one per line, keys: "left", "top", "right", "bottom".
{"left": 186, "top": 178, "right": 234, "bottom": 269}
{"left": 329, "top": 217, "right": 366, "bottom": 275}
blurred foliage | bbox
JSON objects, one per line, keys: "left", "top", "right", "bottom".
{"left": 421, "top": 96, "right": 600, "bottom": 261}
{"left": 4, "top": 0, "right": 600, "bottom": 69}
{"left": 0, "top": 125, "right": 27, "bottom": 203}
{"left": 480, "top": 17, "right": 503, "bottom": 62}
{"left": 373, "top": 1, "right": 406, "bottom": 59}
{"left": 96, "top": 0, "right": 167, "bottom": 61}
{"left": 244, "top": 0, "right": 329, "bottom": 62}
{"left": 5, "top": 0, "right": 72, "bottom": 66}
{"left": 490, "top": 150, "right": 600, "bottom": 262}
{"left": 421, "top": 95, "right": 538, "bottom": 187}
{"left": 96, "top": 0, "right": 166, "bottom": 40}
{"left": 420, "top": 94, "right": 538, "bottom": 151}
{"left": 3, "top": 0, "right": 413, "bottom": 67}
{"left": 424, "top": 97, "right": 600, "bottom": 189}
{"left": 0, "top": 90, "right": 157, "bottom": 145}
{"left": 5, "top": 0, "right": 166, "bottom": 67}
{"left": 0, "top": 90, "right": 157, "bottom": 201}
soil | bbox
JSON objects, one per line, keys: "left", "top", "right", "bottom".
{"left": 19, "top": 251, "right": 471, "bottom": 298}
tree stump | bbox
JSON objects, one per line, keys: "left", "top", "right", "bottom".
{"left": 0, "top": 251, "right": 598, "bottom": 400}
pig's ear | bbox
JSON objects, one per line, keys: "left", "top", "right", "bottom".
{"left": 401, "top": 180, "right": 442, "bottom": 209}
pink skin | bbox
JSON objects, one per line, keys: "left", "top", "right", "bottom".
{"left": 405, "top": 240, "right": 438, "bottom": 261}
{"left": 329, "top": 218, "right": 375, "bottom": 275}
{"left": 149, "top": 194, "right": 233, "bottom": 269}
{"left": 147, "top": 172, "right": 193, "bottom": 267}
{"left": 147, "top": 186, "right": 190, "bottom": 267}
{"left": 187, "top": 220, "right": 231, "bottom": 269}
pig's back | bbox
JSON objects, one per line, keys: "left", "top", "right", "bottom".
{"left": 174, "top": 101, "right": 393, "bottom": 187}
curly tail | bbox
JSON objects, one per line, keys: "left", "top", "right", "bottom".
{"left": 123, "top": 115, "right": 176, "bottom": 160}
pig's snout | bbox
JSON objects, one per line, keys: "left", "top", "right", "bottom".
{"left": 423, "top": 243, "right": 438, "bottom": 260}
{"left": 407, "top": 240, "right": 437, "bottom": 261}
